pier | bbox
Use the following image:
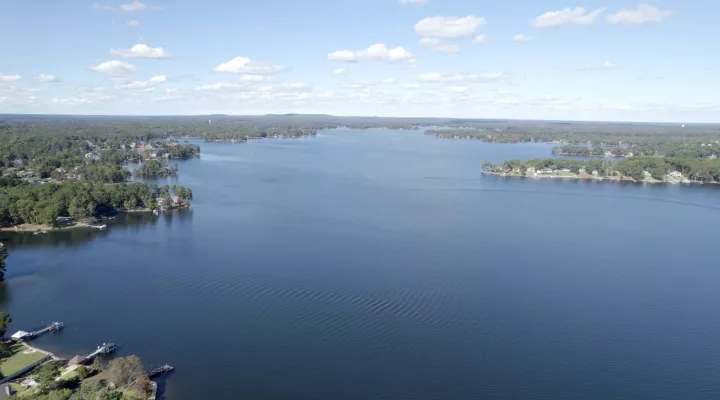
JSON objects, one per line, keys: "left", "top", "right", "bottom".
{"left": 69, "top": 343, "right": 119, "bottom": 366}
{"left": 11, "top": 321, "right": 64, "bottom": 342}
{"left": 147, "top": 364, "right": 174, "bottom": 378}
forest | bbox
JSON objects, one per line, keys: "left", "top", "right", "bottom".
{"left": 0, "top": 182, "right": 192, "bottom": 227}
{"left": 482, "top": 157, "right": 720, "bottom": 183}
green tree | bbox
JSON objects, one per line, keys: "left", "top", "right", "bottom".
{"left": 0, "top": 243, "right": 7, "bottom": 282}
{"left": 0, "top": 311, "right": 11, "bottom": 338}
{"left": 36, "top": 361, "right": 61, "bottom": 389}
{"left": 76, "top": 365, "right": 89, "bottom": 380}
{"left": 105, "top": 355, "right": 145, "bottom": 388}
{"left": 92, "top": 357, "right": 104, "bottom": 372}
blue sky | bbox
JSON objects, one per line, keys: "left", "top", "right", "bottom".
{"left": 0, "top": 0, "right": 715, "bottom": 122}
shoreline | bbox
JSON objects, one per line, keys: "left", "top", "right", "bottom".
{"left": 481, "top": 171, "right": 713, "bottom": 185}
{"left": 0, "top": 204, "right": 189, "bottom": 233}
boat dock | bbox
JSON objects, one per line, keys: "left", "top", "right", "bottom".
{"left": 147, "top": 364, "right": 174, "bottom": 378}
{"left": 77, "top": 343, "right": 120, "bottom": 364}
{"left": 11, "top": 321, "right": 64, "bottom": 342}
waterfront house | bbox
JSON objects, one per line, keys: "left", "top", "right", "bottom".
{"left": 170, "top": 196, "right": 182, "bottom": 205}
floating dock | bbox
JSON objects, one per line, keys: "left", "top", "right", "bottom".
{"left": 147, "top": 364, "right": 174, "bottom": 378}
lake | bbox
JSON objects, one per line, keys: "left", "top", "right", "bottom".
{"left": 2, "top": 129, "right": 720, "bottom": 400}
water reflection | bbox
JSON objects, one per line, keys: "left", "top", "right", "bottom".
{"left": 0, "top": 208, "right": 193, "bottom": 249}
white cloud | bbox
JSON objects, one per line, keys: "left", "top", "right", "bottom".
{"left": 118, "top": 75, "right": 167, "bottom": 89}
{"left": 240, "top": 74, "right": 272, "bottom": 82}
{"left": 213, "top": 57, "right": 283, "bottom": 74}
{"left": 127, "top": 20, "right": 140, "bottom": 26}
{"left": 404, "top": 84, "right": 420, "bottom": 89}
{"left": 35, "top": 74, "right": 59, "bottom": 82}
{"left": 332, "top": 68, "right": 346, "bottom": 75}
{"left": 197, "top": 82, "right": 246, "bottom": 91}
{"left": 50, "top": 97, "right": 92, "bottom": 106}
{"left": 577, "top": 61, "right": 618, "bottom": 71}
{"left": 109, "top": 44, "right": 170, "bottom": 58}
{"left": 414, "top": 16, "right": 485, "bottom": 38}
{"left": 0, "top": 74, "right": 22, "bottom": 82}
{"left": 418, "top": 72, "right": 506, "bottom": 82}
{"left": 380, "top": 78, "right": 396, "bottom": 84}
{"left": 607, "top": 4, "right": 672, "bottom": 25}
{"left": 418, "top": 38, "right": 460, "bottom": 54}
{"left": 399, "top": 0, "right": 428, "bottom": 4}
{"left": 90, "top": 60, "right": 138, "bottom": 75}
{"left": 472, "top": 34, "right": 487, "bottom": 45}
{"left": 513, "top": 34, "right": 533, "bottom": 42}
{"left": 447, "top": 86, "right": 468, "bottom": 93}
{"left": 530, "top": 7, "right": 605, "bottom": 28}
{"left": 93, "top": 0, "right": 149, "bottom": 12}
{"left": 328, "top": 44, "right": 414, "bottom": 63}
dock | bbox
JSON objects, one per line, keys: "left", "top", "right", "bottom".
{"left": 11, "top": 321, "right": 64, "bottom": 342}
{"left": 70, "top": 343, "right": 119, "bottom": 365}
{"left": 147, "top": 364, "right": 174, "bottom": 378}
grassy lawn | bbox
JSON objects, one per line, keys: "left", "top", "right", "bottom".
{"left": 8, "top": 383, "right": 30, "bottom": 396}
{"left": 0, "top": 344, "right": 47, "bottom": 376}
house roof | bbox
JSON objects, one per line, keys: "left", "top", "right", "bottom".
{"left": 11, "top": 331, "right": 29, "bottom": 339}
{"left": 68, "top": 355, "right": 85, "bottom": 365}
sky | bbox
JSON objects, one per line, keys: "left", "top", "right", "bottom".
{"left": 0, "top": 0, "right": 716, "bottom": 122}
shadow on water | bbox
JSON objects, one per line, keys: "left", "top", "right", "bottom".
{"left": 0, "top": 208, "right": 194, "bottom": 250}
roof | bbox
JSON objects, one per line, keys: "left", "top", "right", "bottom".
{"left": 11, "top": 331, "right": 29, "bottom": 339}
{"left": 68, "top": 355, "right": 85, "bottom": 365}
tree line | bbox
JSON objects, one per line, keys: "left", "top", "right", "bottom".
{"left": 483, "top": 157, "right": 720, "bottom": 183}
{"left": 0, "top": 182, "right": 191, "bottom": 227}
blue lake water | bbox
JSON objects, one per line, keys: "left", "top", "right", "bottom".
{"left": 2, "top": 129, "right": 720, "bottom": 399}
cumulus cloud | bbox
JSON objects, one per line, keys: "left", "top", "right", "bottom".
{"left": 419, "top": 38, "right": 460, "bottom": 54}
{"left": 380, "top": 78, "right": 396, "bottom": 84}
{"left": 127, "top": 20, "right": 140, "bottom": 26}
{"left": 90, "top": 60, "right": 138, "bottom": 75}
{"left": 577, "top": 61, "right": 618, "bottom": 71}
{"left": 472, "top": 34, "right": 487, "bottom": 45}
{"left": 109, "top": 44, "right": 170, "bottom": 58}
{"left": 0, "top": 73, "right": 22, "bottom": 82}
{"left": 93, "top": 0, "right": 149, "bottom": 12}
{"left": 418, "top": 72, "right": 506, "bottom": 82}
{"left": 607, "top": 4, "right": 672, "bottom": 25}
{"left": 513, "top": 34, "right": 533, "bottom": 42}
{"left": 328, "top": 44, "right": 414, "bottom": 63}
{"left": 530, "top": 7, "right": 605, "bottom": 28}
{"left": 35, "top": 74, "right": 59, "bottom": 82}
{"left": 213, "top": 57, "right": 284, "bottom": 74}
{"left": 399, "top": 0, "right": 428, "bottom": 4}
{"left": 240, "top": 75, "right": 272, "bottom": 82}
{"left": 332, "top": 68, "right": 346, "bottom": 75}
{"left": 414, "top": 16, "right": 485, "bottom": 38}
{"left": 117, "top": 75, "right": 167, "bottom": 89}
{"left": 404, "top": 84, "right": 420, "bottom": 89}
